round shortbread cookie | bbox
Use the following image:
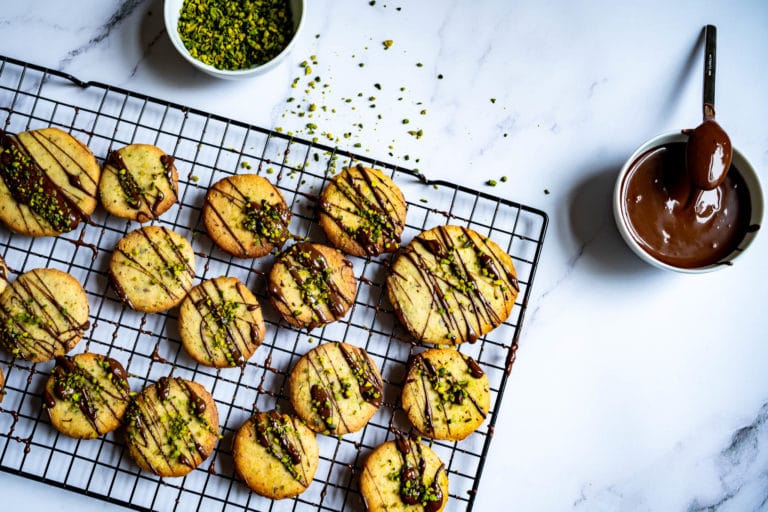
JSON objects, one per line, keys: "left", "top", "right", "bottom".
{"left": 401, "top": 348, "right": 490, "bottom": 441}
{"left": 43, "top": 352, "right": 131, "bottom": 439}
{"left": 288, "top": 341, "right": 382, "bottom": 435}
{"left": 125, "top": 376, "right": 219, "bottom": 477}
{"left": 359, "top": 437, "right": 449, "bottom": 512}
{"left": 109, "top": 226, "right": 196, "bottom": 313}
{"left": 178, "top": 276, "right": 265, "bottom": 368}
{"left": 0, "top": 254, "right": 9, "bottom": 294}
{"left": 386, "top": 225, "right": 519, "bottom": 345}
{"left": 99, "top": 144, "right": 178, "bottom": 222}
{"left": 318, "top": 165, "right": 407, "bottom": 257}
{"left": 233, "top": 410, "right": 319, "bottom": 499}
{"left": 203, "top": 174, "right": 291, "bottom": 258}
{"left": 268, "top": 243, "right": 357, "bottom": 329}
{"left": 0, "top": 127, "right": 100, "bottom": 236}
{"left": 0, "top": 268, "right": 89, "bottom": 362}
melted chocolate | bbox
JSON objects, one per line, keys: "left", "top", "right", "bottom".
{"left": 621, "top": 142, "right": 754, "bottom": 268}
{"left": 254, "top": 411, "right": 306, "bottom": 484}
{"left": 685, "top": 114, "right": 732, "bottom": 190}
{"left": 337, "top": 342, "right": 383, "bottom": 406}
{"left": 464, "top": 354, "right": 485, "bottom": 378}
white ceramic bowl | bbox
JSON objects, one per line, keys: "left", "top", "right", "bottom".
{"left": 164, "top": 0, "right": 305, "bottom": 79}
{"left": 613, "top": 132, "right": 764, "bottom": 273}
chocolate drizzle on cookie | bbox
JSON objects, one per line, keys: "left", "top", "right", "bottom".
{"left": 125, "top": 377, "right": 218, "bottom": 476}
{"left": 110, "top": 226, "right": 195, "bottom": 311}
{"left": 43, "top": 354, "right": 130, "bottom": 436}
{"left": 0, "top": 129, "right": 94, "bottom": 233}
{"left": 319, "top": 165, "right": 406, "bottom": 256}
{"left": 387, "top": 225, "right": 518, "bottom": 344}
{"left": 294, "top": 342, "right": 382, "bottom": 435}
{"left": 337, "top": 342, "right": 383, "bottom": 407}
{"left": 0, "top": 269, "right": 89, "bottom": 362}
{"left": 184, "top": 277, "right": 263, "bottom": 367}
{"left": 253, "top": 411, "right": 311, "bottom": 485}
{"left": 105, "top": 148, "right": 178, "bottom": 222}
{"left": 269, "top": 243, "right": 355, "bottom": 329}
{"left": 393, "top": 436, "right": 446, "bottom": 511}
{"left": 203, "top": 175, "right": 291, "bottom": 257}
{"left": 410, "top": 351, "right": 487, "bottom": 437}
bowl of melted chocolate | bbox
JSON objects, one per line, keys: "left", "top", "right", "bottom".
{"left": 614, "top": 132, "right": 763, "bottom": 272}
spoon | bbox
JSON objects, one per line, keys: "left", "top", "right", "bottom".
{"left": 685, "top": 25, "right": 732, "bottom": 191}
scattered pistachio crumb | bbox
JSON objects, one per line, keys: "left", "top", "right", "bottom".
{"left": 383, "top": 39, "right": 394, "bottom": 50}
{"left": 402, "top": 118, "right": 410, "bottom": 124}
{"left": 487, "top": 179, "right": 497, "bottom": 186}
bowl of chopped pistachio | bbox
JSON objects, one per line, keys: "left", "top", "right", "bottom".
{"left": 164, "top": 0, "right": 305, "bottom": 79}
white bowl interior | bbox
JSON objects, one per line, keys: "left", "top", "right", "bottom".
{"left": 613, "top": 132, "right": 764, "bottom": 273}
{"left": 164, "top": 0, "right": 305, "bottom": 79}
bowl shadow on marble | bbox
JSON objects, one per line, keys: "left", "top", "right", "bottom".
{"left": 137, "top": 0, "right": 230, "bottom": 88}
{"left": 566, "top": 163, "right": 659, "bottom": 277}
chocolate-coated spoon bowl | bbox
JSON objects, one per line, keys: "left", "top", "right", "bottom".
{"left": 613, "top": 132, "right": 763, "bottom": 273}
{"left": 686, "top": 116, "right": 732, "bottom": 190}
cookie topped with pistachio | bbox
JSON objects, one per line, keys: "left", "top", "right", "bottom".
{"left": 401, "top": 348, "right": 490, "bottom": 441}
{"left": 43, "top": 352, "right": 131, "bottom": 439}
{"left": 124, "top": 376, "right": 219, "bottom": 477}
{"left": 268, "top": 243, "right": 357, "bottom": 330}
{"left": 109, "top": 226, "right": 196, "bottom": 313}
{"left": 359, "top": 437, "right": 449, "bottom": 512}
{"left": 178, "top": 276, "right": 265, "bottom": 368}
{"left": 318, "top": 165, "right": 407, "bottom": 257}
{"left": 288, "top": 341, "right": 383, "bottom": 435}
{"left": 386, "top": 225, "right": 519, "bottom": 345}
{"left": 233, "top": 410, "right": 319, "bottom": 499}
{"left": 203, "top": 174, "right": 291, "bottom": 258}
{"left": 99, "top": 144, "right": 179, "bottom": 222}
{"left": 0, "top": 127, "right": 100, "bottom": 236}
{"left": 0, "top": 267, "right": 89, "bottom": 362}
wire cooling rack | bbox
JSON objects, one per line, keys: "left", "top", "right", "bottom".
{"left": 0, "top": 54, "right": 547, "bottom": 512}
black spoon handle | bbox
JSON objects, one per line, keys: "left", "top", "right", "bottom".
{"left": 703, "top": 25, "right": 717, "bottom": 118}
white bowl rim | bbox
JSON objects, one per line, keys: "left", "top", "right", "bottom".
{"left": 613, "top": 131, "right": 764, "bottom": 273}
{"left": 163, "top": 0, "right": 306, "bottom": 78}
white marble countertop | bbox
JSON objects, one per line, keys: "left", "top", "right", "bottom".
{"left": 1, "top": 1, "right": 767, "bottom": 511}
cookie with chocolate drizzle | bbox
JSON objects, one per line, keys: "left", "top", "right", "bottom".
{"left": 43, "top": 352, "right": 131, "bottom": 439}
{"left": 202, "top": 174, "right": 291, "bottom": 258}
{"left": 360, "top": 436, "right": 449, "bottom": 512}
{"left": 178, "top": 276, "right": 265, "bottom": 368}
{"left": 0, "top": 254, "right": 9, "bottom": 294}
{"left": 233, "top": 410, "right": 319, "bottom": 499}
{"left": 318, "top": 165, "right": 407, "bottom": 257}
{"left": 99, "top": 144, "right": 178, "bottom": 222}
{"left": 268, "top": 243, "right": 357, "bottom": 329}
{"left": 0, "top": 268, "right": 89, "bottom": 362}
{"left": 0, "top": 127, "right": 101, "bottom": 237}
{"left": 125, "top": 376, "right": 219, "bottom": 477}
{"left": 109, "top": 226, "right": 196, "bottom": 313}
{"left": 401, "top": 348, "right": 490, "bottom": 441}
{"left": 288, "top": 341, "right": 383, "bottom": 435}
{"left": 386, "top": 225, "right": 518, "bottom": 345}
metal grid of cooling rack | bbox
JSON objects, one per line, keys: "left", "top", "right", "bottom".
{"left": 0, "top": 54, "right": 548, "bottom": 512}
